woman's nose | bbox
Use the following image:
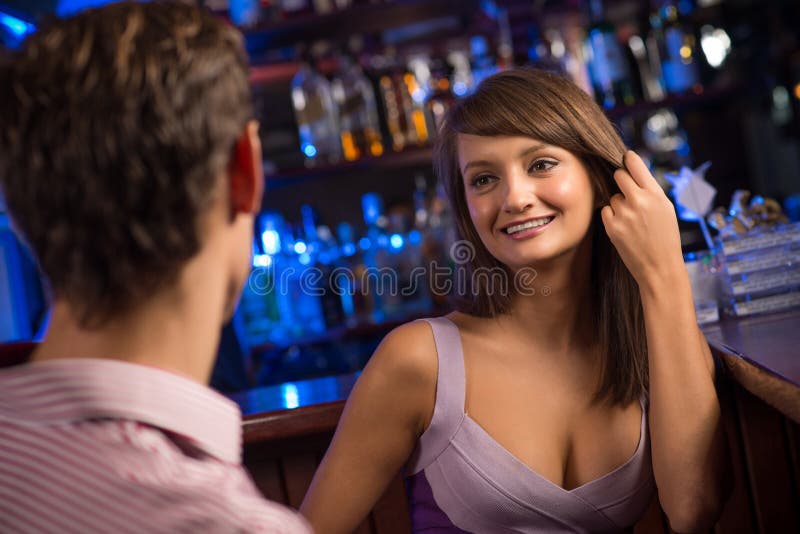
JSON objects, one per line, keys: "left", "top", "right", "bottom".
{"left": 502, "top": 175, "right": 536, "bottom": 214}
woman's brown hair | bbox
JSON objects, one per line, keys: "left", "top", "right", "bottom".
{"left": 434, "top": 68, "right": 647, "bottom": 405}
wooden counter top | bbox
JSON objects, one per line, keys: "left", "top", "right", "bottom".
{"left": 702, "top": 309, "right": 800, "bottom": 423}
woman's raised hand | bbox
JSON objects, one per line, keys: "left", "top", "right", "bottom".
{"left": 600, "top": 150, "right": 686, "bottom": 293}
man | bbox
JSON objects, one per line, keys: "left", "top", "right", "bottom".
{"left": 0, "top": 2, "right": 310, "bottom": 532}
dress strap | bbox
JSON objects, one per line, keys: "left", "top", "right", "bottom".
{"left": 406, "top": 316, "right": 467, "bottom": 475}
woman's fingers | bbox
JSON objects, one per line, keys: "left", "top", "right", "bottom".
{"left": 624, "top": 150, "right": 661, "bottom": 191}
{"left": 613, "top": 168, "right": 638, "bottom": 198}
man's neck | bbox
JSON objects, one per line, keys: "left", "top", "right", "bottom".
{"left": 31, "top": 257, "right": 230, "bottom": 384}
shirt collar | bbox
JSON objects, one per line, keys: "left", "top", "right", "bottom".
{"left": 0, "top": 358, "right": 243, "bottom": 464}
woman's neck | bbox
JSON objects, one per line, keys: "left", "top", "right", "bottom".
{"left": 500, "top": 236, "right": 595, "bottom": 355}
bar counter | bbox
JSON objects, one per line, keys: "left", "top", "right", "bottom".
{"left": 230, "top": 310, "right": 800, "bottom": 533}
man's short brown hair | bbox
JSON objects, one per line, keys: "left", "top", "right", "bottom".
{"left": 0, "top": 1, "right": 253, "bottom": 327}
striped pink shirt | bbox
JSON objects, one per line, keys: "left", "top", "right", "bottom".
{"left": 0, "top": 354, "right": 311, "bottom": 533}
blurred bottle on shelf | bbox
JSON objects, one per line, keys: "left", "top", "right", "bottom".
{"left": 470, "top": 35, "right": 499, "bottom": 89}
{"left": 257, "top": 212, "right": 327, "bottom": 344}
{"left": 278, "top": 0, "right": 314, "bottom": 17}
{"left": 239, "top": 213, "right": 291, "bottom": 346}
{"left": 239, "top": 240, "right": 281, "bottom": 348}
{"left": 407, "top": 53, "right": 441, "bottom": 140}
{"left": 397, "top": 175, "right": 434, "bottom": 315}
{"left": 651, "top": 0, "right": 702, "bottom": 96}
{"left": 332, "top": 47, "right": 385, "bottom": 161}
{"left": 291, "top": 46, "right": 342, "bottom": 166}
{"left": 629, "top": 29, "right": 666, "bottom": 102}
{"left": 228, "top": 0, "right": 264, "bottom": 27}
{"left": 300, "top": 205, "right": 347, "bottom": 330}
{"left": 335, "top": 221, "right": 372, "bottom": 326}
{"left": 583, "top": 0, "right": 636, "bottom": 109}
{"left": 371, "top": 50, "right": 431, "bottom": 152}
{"left": 360, "top": 192, "right": 390, "bottom": 323}
{"left": 424, "top": 55, "right": 456, "bottom": 138}
{"left": 527, "top": 25, "right": 567, "bottom": 74}
{"left": 311, "top": 0, "right": 352, "bottom": 15}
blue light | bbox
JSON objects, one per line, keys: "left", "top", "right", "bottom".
{"left": 261, "top": 229, "right": 280, "bottom": 255}
{"left": 0, "top": 13, "right": 35, "bottom": 38}
{"left": 302, "top": 143, "right": 318, "bottom": 158}
{"left": 343, "top": 243, "right": 356, "bottom": 256}
{"left": 293, "top": 241, "right": 307, "bottom": 254}
{"left": 56, "top": 0, "right": 119, "bottom": 17}
{"left": 453, "top": 81, "right": 469, "bottom": 97}
{"left": 390, "top": 233, "right": 404, "bottom": 249}
{"left": 358, "top": 237, "right": 371, "bottom": 251}
{"left": 298, "top": 252, "right": 311, "bottom": 265}
{"left": 252, "top": 254, "right": 272, "bottom": 268}
{"left": 281, "top": 383, "right": 300, "bottom": 409}
{"left": 361, "top": 193, "right": 382, "bottom": 225}
{"left": 408, "top": 230, "right": 422, "bottom": 245}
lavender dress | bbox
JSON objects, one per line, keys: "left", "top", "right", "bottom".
{"left": 405, "top": 317, "right": 656, "bottom": 533}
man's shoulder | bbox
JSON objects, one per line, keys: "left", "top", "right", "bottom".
{"left": 0, "top": 417, "right": 311, "bottom": 533}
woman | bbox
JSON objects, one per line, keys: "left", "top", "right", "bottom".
{"left": 301, "top": 68, "right": 730, "bottom": 533}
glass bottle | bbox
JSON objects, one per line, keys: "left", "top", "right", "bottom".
{"left": 653, "top": 0, "right": 702, "bottom": 95}
{"left": 583, "top": 0, "right": 636, "bottom": 109}
{"left": 331, "top": 52, "right": 385, "bottom": 161}
{"left": 290, "top": 48, "right": 342, "bottom": 166}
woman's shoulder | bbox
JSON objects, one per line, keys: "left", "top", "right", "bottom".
{"left": 377, "top": 316, "right": 439, "bottom": 363}
{"left": 364, "top": 318, "right": 439, "bottom": 391}
{"left": 366, "top": 312, "right": 493, "bottom": 383}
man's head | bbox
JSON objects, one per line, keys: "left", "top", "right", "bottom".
{"left": 0, "top": 1, "right": 262, "bottom": 327}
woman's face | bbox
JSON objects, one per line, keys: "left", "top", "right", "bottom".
{"left": 457, "top": 134, "right": 595, "bottom": 271}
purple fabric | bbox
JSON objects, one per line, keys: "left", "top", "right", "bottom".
{"left": 406, "top": 471, "right": 471, "bottom": 533}
{"left": 404, "top": 317, "right": 655, "bottom": 534}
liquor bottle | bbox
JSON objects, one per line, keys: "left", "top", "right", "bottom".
{"left": 244, "top": 212, "right": 294, "bottom": 346}
{"left": 470, "top": 35, "right": 499, "bottom": 89}
{"left": 527, "top": 24, "right": 565, "bottom": 74}
{"left": 281, "top": 219, "right": 327, "bottom": 340}
{"left": 447, "top": 49, "right": 474, "bottom": 98}
{"left": 279, "top": 0, "right": 314, "bottom": 17}
{"left": 331, "top": 51, "right": 385, "bottom": 161}
{"left": 300, "top": 205, "right": 346, "bottom": 329}
{"left": 336, "top": 221, "right": 372, "bottom": 326}
{"left": 238, "top": 235, "right": 281, "bottom": 348}
{"left": 401, "top": 57, "right": 433, "bottom": 148}
{"left": 229, "top": 0, "right": 262, "bottom": 27}
{"left": 423, "top": 54, "right": 458, "bottom": 134}
{"left": 583, "top": 0, "right": 636, "bottom": 109}
{"left": 361, "top": 192, "right": 391, "bottom": 323}
{"left": 372, "top": 50, "right": 430, "bottom": 151}
{"left": 652, "top": 0, "right": 702, "bottom": 95}
{"left": 408, "top": 54, "right": 443, "bottom": 139}
{"left": 398, "top": 175, "right": 434, "bottom": 315}
{"left": 311, "top": 0, "right": 352, "bottom": 14}
{"left": 290, "top": 48, "right": 342, "bottom": 166}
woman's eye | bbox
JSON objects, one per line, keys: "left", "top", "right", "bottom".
{"left": 470, "top": 175, "right": 495, "bottom": 188}
{"left": 530, "top": 159, "right": 557, "bottom": 173}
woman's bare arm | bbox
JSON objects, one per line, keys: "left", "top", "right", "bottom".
{"left": 299, "top": 321, "right": 437, "bottom": 534}
{"left": 601, "top": 151, "right": 731, "bottom": 533}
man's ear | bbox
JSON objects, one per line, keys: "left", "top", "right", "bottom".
{"left": 229, "top": 120, "right": 263, "bottom": 216}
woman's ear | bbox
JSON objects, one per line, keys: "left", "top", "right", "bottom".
{"left": 228, "top": 120, "right": 263, "bottom": 215}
